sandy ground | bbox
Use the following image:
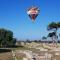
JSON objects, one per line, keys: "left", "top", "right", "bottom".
{"left": 0, "top": 52, "right": 13, "bottom": 60}
{"left": 0, "top": 51, "right": 60, "bottom": 60}
{"left": 16, "top": 52, "right": 26, "bottom": 60}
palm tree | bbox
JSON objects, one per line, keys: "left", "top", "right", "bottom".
{"left": 47, "top": 22, "right": 60, "bottom": 45}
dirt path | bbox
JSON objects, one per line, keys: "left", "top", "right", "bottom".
{"left": 0, "top": 52, "right": 13, "bottom": 60}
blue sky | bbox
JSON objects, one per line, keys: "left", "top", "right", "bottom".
{"left": 0, "top": 0, "right": 60, "bottom": 40}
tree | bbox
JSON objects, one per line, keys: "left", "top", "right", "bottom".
{"left": 47, "top": 22, "right": 57, "bottom": 31}
{"left": 42, "top": 36, "right": 47, "bottom": 40}
{"left": 12, "top": 38, "right": 16, "bottom": 46}
{"left": 34, "top": 40, "right": 38, "bottom": 42}
{"left": 47, "top": 32, "right": 56, "bottom": 43}
{"left": 26, "top": 39, "right": 31, "bottom": 43}
{"left": 47, "top": 22, "right": 60, "bottom": 44}
{"left": 47, "top": 22, "right": 60, "bottom": 32}
{"left": 0, "top": 28, "right": 16, "bottom": 47}
{"left": 48, "top": 32, "right": 56, "bottom": 37}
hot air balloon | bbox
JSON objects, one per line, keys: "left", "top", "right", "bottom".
{"left": 27, "top": 7, "right": 39, "bottom": 22}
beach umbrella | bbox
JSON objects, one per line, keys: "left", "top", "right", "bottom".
{"left": 27, "top": 7, "right": 39, "bottom": 22}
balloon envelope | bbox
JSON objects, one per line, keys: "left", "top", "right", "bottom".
{"left": 27, "top": 7, "right": 39, "bottom": 22}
